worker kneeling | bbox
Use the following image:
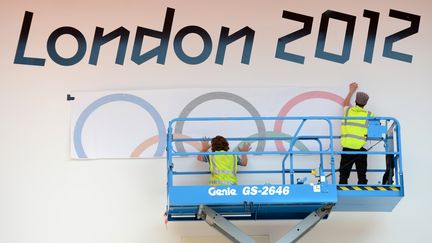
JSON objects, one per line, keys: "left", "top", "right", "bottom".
{"left": 197, "top": 135, "right": 250, "bottom": 186}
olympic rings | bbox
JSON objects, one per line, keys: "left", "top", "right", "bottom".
{"left": 73, "top": 90, "right": 342, "bottom": 158}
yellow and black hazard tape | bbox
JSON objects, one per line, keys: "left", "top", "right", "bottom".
{"left": 337, "top": 185, "right": 400, "bottom": 191}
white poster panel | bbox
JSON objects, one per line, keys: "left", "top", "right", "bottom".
{"left": 70, "top": 86, "right": 345, "bottom": 159}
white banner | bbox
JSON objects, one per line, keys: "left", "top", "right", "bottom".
{"left": 70, "top": 86, "right": 346, "bottom": 159}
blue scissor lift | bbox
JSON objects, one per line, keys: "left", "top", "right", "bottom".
{"left": 165, "top": 116, "right": 403, "bottom": 243}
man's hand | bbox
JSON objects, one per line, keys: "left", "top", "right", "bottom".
{"left": 344, "top": 82, "right": 358, "bottom": 107}
{"left": 349, "top": 82, "right": 358, "bottom": 93}
{"left": 201, "top": 138, "right": 210, "bottom": 151}
{"left": 239, "top": 143, "right": 251, "bottom": 152}
{"left": 238, "top": 143, "right": 251, "bottom": 166}
{"left": 197, "top": 137, "right": 211, "bottom": 162}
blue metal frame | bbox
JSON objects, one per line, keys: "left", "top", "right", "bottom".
{"left": 166, "top": 116, "right": 404, "bottom": 220}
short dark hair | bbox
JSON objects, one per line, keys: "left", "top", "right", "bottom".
{"left": 355, "top": 102, "right": 365, "bottom": 108}
{"left": 211, "top": 135, "right": 229, "bottom": 152}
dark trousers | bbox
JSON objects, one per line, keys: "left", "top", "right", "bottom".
{"left": 382, "top": 154, "right": 395, "bottom": 185}
{"left": 339, "top": 147, "right": 368, "bottom": 184}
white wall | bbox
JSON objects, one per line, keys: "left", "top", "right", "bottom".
{"left": 1, "top": 0, "right": 431, "bottom": 242}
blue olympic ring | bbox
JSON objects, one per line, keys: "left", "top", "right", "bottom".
{"left": 73, "top": 93, "right": 166, "bottom": 158}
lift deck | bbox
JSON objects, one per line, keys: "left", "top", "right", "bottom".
{"left": 165, "top": 116, "right": 403, "bottom": 242}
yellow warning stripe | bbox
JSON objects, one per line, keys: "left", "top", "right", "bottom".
{"left": 337, "top": 186, "right": 400, "bottom": 191}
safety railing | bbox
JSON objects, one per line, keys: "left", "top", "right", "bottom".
{"left": 166, "top": 116, "right": 403, "bottom": 194}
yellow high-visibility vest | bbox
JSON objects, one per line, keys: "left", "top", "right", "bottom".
{"left": 341, "top": 106, "right": 373, "bottom": 149}
{"left": 209, "top": 151, "right": 238, "bottom": 186}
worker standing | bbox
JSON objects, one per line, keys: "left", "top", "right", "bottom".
{"left": 339, "top": 82, "right": 373, "bottom": 184}
{"left": 197, "top": 135, "right": 250, "bottom": 186}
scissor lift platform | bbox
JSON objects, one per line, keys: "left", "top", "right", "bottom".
{"left": 168, "top": 184, "right": 337, "bottom": 221}
{"left": 167, "top": 184, "right": 402, "bottom": 221}
{"left": 165, "top": 116, "right": 404, "bottom": 242}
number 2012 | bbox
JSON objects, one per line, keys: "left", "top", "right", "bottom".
{"left": 275, "top": 9, "right": 421, "bottom": 64}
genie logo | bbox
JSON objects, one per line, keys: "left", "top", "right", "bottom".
{"left": 14, "top": 7, "right": 420, "bottom": 66}
{"left": 208, "top": 187, "right": 238, "bottom": 196}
